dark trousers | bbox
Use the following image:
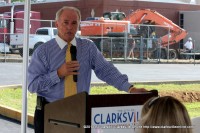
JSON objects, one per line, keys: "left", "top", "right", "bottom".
{"left": 34, "top": 108, "right": 44, "bottom": 133}
{"left": 34, "top": 96, "right": 49, "bottom": 133}
{"left": 186, "top": 48, "right": 193, "bottom": 59}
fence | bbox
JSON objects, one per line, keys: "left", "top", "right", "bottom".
{"left": 80, "top": 22, "right": 171, "bottom": 63}
{"left": 0, "top": 18, "right": 174, "bottom": 63}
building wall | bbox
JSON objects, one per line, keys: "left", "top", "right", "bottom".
{"left": 180, "top": 11, "right": 200, "bottom": 50}
{"left": 1, "top": 0, "right": 200, "bottom": 22}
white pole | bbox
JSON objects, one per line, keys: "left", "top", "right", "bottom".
{"left": 10, "top": 4, "right": 14, "bottom": 34}
{"left": 21, "top": 0, "right": 31, "bottom": 132}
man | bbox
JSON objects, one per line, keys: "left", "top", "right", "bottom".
{"left": 28, "top": 6, "right": 146, "bottom": 133}
{"left": 127, "top": 34, "right": 136, "bottom": 59}
{"left": 184, "top": 37, "right": 193, "bottom": 59}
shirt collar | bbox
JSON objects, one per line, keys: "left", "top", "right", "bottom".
{"left": 55, "top": 35, "right": 77, "bottom": 49}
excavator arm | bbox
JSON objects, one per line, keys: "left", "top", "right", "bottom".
{"left": 80, "top": 9, "right": 187, "bottom": 47}
{"left": 124, "top": 9, "right": 187, "bottom": 46}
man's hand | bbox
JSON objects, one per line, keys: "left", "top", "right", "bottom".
{"left": 129, "top": 87, "right": 147, "bottom": 93}
{"left": 57, "top": 61, "right": 80, "bottom": 78}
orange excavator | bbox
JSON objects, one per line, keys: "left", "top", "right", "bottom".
{"left": 80, "top": 9, "right": 187, "bottom": 59}
{"left": 124, "top": 9, "right": 187, "bottom": 47}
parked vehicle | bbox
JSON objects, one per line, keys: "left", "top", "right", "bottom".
{"left": 0, "top": 5, "right": 41, "bottom": 54}
{"left": 10, "top": 27, "right": 57, "bottom": 57}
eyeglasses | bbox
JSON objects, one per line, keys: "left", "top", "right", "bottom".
{"left": 148, "top": 96, "right": 160, "bottom": 108}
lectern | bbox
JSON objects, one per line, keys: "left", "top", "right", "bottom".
{"left": 44, "top": 90, "right": 158, "bottom": 133}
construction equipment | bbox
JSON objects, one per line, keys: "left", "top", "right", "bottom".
{"left": 124, "top": 9, "right": 187, "bottom": 46}
{"left": 80, "top": 9, "right": 187, "bottom": 59}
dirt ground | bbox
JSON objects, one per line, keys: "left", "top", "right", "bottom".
{"left": 160, "top": 91, "right": 200, "bottom": 102}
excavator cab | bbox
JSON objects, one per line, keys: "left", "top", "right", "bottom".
{"left": 103, "top": 12, "right": 126, "bottom": 20}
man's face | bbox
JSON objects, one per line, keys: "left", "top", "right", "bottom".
{"left": 55, "top": 9, "right": 79, "bottom": 42}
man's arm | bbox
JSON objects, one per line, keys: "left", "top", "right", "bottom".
{"left": 89, "top": 42, "right": 147, "bottom": 92}
{"left": 28, "top": 46, "right": 60, "bottom": 94}
{"left": 183, "top": 42, "right": 188, "bottom": 50}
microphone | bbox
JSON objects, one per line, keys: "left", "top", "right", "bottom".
{"left": 70, "top": 45, "right": 77, "bottom": 82}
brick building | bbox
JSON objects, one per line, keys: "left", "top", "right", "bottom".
{"left": 0, "top": 0, "right": 200, "bottom": 24}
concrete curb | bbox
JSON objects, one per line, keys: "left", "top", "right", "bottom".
{"left": 0, "top": 105, "right": 34, "bottom": 125}
{"left": 0, "top": 57, "right": 200, "bottom": 64}
{"left": 0, "top": 84, "right": 22, "bottom": 89}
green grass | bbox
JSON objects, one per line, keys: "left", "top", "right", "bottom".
{"left": 0, "top": 83, "right": 200, "bottom": 118}
{"left": 184, "top": 102, "right": 200, "bottom": 118}
{"left": 133, "top": 83, "right": 200, "bottom": 92}
{"left": 0, "top": 88, "right": 37, "bottom": 115}
{"left": 91, "top": 83, "right": 200, "bottom": 93}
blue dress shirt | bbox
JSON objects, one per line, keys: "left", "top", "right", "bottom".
{"left": 28, "top": 36, "right": 132, "bottom": 102}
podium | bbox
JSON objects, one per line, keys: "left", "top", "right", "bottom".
{"left": 44, "top": 90, "right": 158, "bottom": 133}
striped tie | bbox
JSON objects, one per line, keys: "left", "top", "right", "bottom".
{"left": 64, "top": 43, "right": 77, "bottom": 97}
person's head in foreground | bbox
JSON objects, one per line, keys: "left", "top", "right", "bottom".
{"left": 139, "top": 96, "right": 192, "bottom": 133}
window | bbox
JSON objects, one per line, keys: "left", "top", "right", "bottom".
{"left": 36, "top": 29, "right": 48, "bottom": 35}
{"left": 0, "top": 19, "right": 7, "bottom": 28}
{"left": 53, "top": 29, "right": 58, "bottom": 35}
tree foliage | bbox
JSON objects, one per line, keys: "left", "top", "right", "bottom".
{"left": 11, "top": 0, "right": 25, "bottom": 2}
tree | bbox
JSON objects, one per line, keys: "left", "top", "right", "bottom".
{"left": 11, "top": 0, "right": 25, "bottom": 2}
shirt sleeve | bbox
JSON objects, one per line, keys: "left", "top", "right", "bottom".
{"left": 28, "top": 45, "right": 60, "bottom": 93}
{"left": 89, "top": 41, "right": 132, "bottom": 92}
{"left": 184, "top": 42, "right": 187, "bottom": 47}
